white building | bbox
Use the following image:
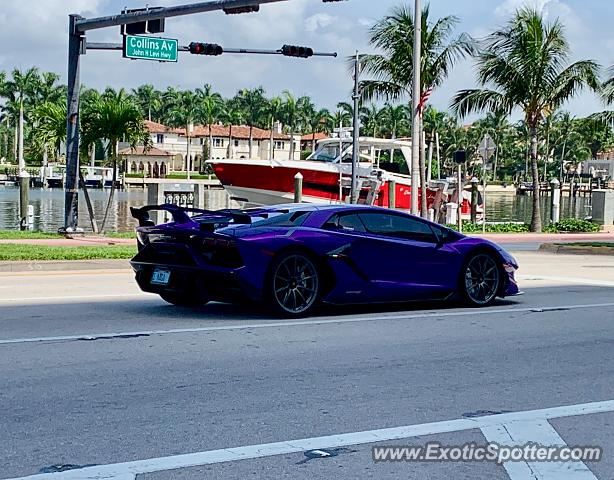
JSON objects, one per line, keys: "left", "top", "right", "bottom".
{"left": 121, "top": 120, "right": 302, "bottom": 176}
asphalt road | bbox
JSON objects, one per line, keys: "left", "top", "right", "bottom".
{"left": 1, "top": 251, "right": 614, "bottom": 480}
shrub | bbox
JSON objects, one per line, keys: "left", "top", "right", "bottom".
{"left": 445, "top": 218, "right": 600, "bottom": 234}
{"left": 544, "top": 219, "right": 601, "bottom": 233}
{"left": 446, "top": 223, "right": 530, "bottom": 233}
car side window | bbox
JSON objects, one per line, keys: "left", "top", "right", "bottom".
{"left": 323, "top": 213, "right": 366, "bottom": 233}
{"left": 357, "top": 212, "right": 436, "bottom": 243}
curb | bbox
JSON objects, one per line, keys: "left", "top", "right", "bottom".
{"left": 0, "top": 259, "right": 132, "bottom": 273}
{"left": 539, "top": 244, "right": 614, "bottom": 256}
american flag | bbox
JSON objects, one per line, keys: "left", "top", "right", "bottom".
{"left": 418, "top": 85, "right": 434, "bottom": 115}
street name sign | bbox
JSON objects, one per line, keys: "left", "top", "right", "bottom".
{"left": 123, "top": 35, "right": 178, "bottom": 62}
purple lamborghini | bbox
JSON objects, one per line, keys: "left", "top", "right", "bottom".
{"left": 130, "top": 203, "right": 520, "bottom": 317}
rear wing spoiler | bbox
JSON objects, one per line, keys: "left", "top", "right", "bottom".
{"left": 130, "top": 204, "right": 253, "bottom": 228}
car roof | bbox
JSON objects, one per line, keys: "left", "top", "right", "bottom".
{"left": 248, "top": 203, "right": 388, "bottom": 214}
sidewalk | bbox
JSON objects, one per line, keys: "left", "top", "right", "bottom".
{"left": 1, "top": 233, "right": 612, "bottom": 247}
{"left": 475, "top": 232, "right": 614, "bottom": 244}
{"left": 0, "top": 236, "right": 134, "bottom": 246}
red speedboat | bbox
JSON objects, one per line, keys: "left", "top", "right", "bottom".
{"left": 208, "top": 136, "right": 479, "bottom": 219}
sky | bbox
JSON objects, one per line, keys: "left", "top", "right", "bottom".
{"left": 1, "top": 0, "right": 614, "bottom": 117}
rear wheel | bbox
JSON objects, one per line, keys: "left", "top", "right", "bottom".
{"left": 461, "top": 253, "right": 501, "bottom": 307}
{"left": 268, "top": 252, "right": 321, "bottom": 317}
{"left": 159, "top": 292, "right": 208, "bottom": 308}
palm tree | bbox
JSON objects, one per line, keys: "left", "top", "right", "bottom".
{"left": 81, "top": 93, "right": 151, "bottom": 162}
{"left": 451, "top": 8, "right": 600, "bottom": 232}
{"left": 236, "top": 87, "right": 266, "bottom": 158}
{"left": 282, "top": 91, "right": 301, "bottom": 160}
{"left": 132, "top": 84, "right": 161, "bottom": 122}
{"left": 361, "top": 5, "right": 474, "bottom": 216}
{"left": 164, "top": 90, "right": 201, "bottom": 171}
{"left": 265, "top": 96, "right": 284, "bottom": 159}
{"left": 35, "top": 72, "right": 64, "bottom": 105}
{"left": 32, "top": 100, "right": 66, "bottom": 161}
{"left": 219, "top": 101, "right": 245, "bottom": 159}
{"left": 360, "top": 104, "right": 383, "bottom": 137}
{"left": 329, "top": 109, "right": 352, "bottom": 133}
{"left": 196, "top": 84, "right": 223, "bottom": 162}
{"left": 307, "top": 107, "right": 332, "bottom": 152}
{"left": 473, "top": 112, "right": 514, "bottom": 181}
{"left": 5, "top": 67, "right": 41, "bottom": 170}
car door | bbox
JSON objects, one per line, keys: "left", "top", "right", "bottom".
{"left": 344, "top": 211, "right": 458, "bottom": 299}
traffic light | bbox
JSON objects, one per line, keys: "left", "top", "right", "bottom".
{"left": 281, "top": 45, "right": 314, "bottom": 58}
{"left": 189, "top": 42, "right": 223, "bottom": 56}
{"left": 224, "top": 5, "right": 260, "bottom": 14}
{"left": 120, "top": 7, "right": 165, "bottom": 35}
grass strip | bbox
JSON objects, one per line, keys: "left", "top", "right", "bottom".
{"left": 0, "top": 244, "right": 137, "bottom": 261}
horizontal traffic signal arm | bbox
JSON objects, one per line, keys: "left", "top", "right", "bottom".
{"left": 85, "top": 42, "right": 336, "bottom": 57}
{"left": 75, "top": 0, "right": 349, "bottom": 32}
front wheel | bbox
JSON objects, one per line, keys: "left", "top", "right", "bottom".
{"left": 461, "top": 253, "right": 501, "bottom": 307}
{"left": 267, "top": 252, "right": 321, "bottom": 317}
{"left": 160, "top": 292, "right": 208, "bottom": 308}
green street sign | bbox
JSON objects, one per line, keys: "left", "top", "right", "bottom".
{"left": 123, "top": 35, "right": 178, "bottom": 62}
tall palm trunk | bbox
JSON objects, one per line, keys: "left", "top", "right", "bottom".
{"left": 249, "top": 126, "right": 254, "bottom": 158}
{"left": 493, "top": 135, "right": 499, "bottom": 181}
{"left": 18, "top": 103, "right": 24, "bottom": 172}
{"left": 311, "top": 132, "right": 316, "bottom": 153}
{"left": 208, "top": 126, "right": 213, "bottom": 161}
{"left": 270, "top": 119, "right": 275, "bottom": 159}
{"left": 419, "top": 119, "right": 427, "bottom": 218}
{"left": 529, "top": 125, "right": 542, "bottom": 232}
{"left": 228, "top": 125, "right": 233, "bottom": 159}
{"left": 289, "top": 125, "right": 295, "bottom": 160}
{"left": 13, "top": 122, "right": 17, "bottom": 163}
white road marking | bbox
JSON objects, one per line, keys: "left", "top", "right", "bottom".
{"left": 7, "top": 400, "right": 614, "bottom": 480}
{"left": 0, "top": 293, "right": 146, "bottom": 304}
{"left": 2, "top": 302, "right": 614, "bottom": 346}
{"left": 482, "top": 419, "right": 598, "bottom": 480}
{"left": 517, "top": 274, "right": 614, "bottom": 288}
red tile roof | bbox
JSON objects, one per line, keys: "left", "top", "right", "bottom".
{"left": 118, "top": 146, "right": 174, "bottom": 156}
{"left": 301, "top": 132, "right": 329, "bottom": 142}
{"left": 144, "top": 120, "right": 184, "bottom": 134}
{"left": 188, "top": 124, "right": 290, "bottom": 140}
{"left": 144, "top": 120, "right": 290, "bottom": 140}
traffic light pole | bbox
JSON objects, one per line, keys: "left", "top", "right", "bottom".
{"left": 62, "top": 0, "right": 331, "bottom": 232}
{"left": 85, "top": 42, "right": 337, "bottom": 57}
{"left": 63, "top": 14, "right": 84, "bottom": 232}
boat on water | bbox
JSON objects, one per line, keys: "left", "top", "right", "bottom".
{"left": 38, "top": 165, "right": 120, "bottom": 189}
{"left": 209, "top": 136, "right": 480, "bottom": 221}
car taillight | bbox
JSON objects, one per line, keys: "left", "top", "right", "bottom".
{"left": 137, "top": 231, "right": 149, "bottom": 245}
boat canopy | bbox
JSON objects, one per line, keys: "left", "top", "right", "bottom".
{"left": 306, "top": 137, "right": 413, "bottom": 173}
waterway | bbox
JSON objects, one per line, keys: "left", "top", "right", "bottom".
{"left": 0, "top": 186, "right": 591, "bottom": 232}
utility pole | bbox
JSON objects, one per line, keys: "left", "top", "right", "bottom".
{"left": 410, "top": 0, "right": 421, "bottom": 215}
{"left": 351, "top": 51, "right": 361, "bottom": 204}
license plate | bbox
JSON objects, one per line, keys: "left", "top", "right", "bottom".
{"left": 151, "top": 268, "right": 171, "bottom": 285}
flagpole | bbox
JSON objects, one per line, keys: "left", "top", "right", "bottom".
{"left": 410, "top": 0, "right": 421, "bottom": 215}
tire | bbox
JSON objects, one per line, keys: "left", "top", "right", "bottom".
{"left": 460, "top": 252, "right": 501, "bottom": 307}
{"left": 267, "top": 251, "right": 321, "bottom": 318}
{"left": 160, "top": 292, "right": 208, "bottom": 308}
